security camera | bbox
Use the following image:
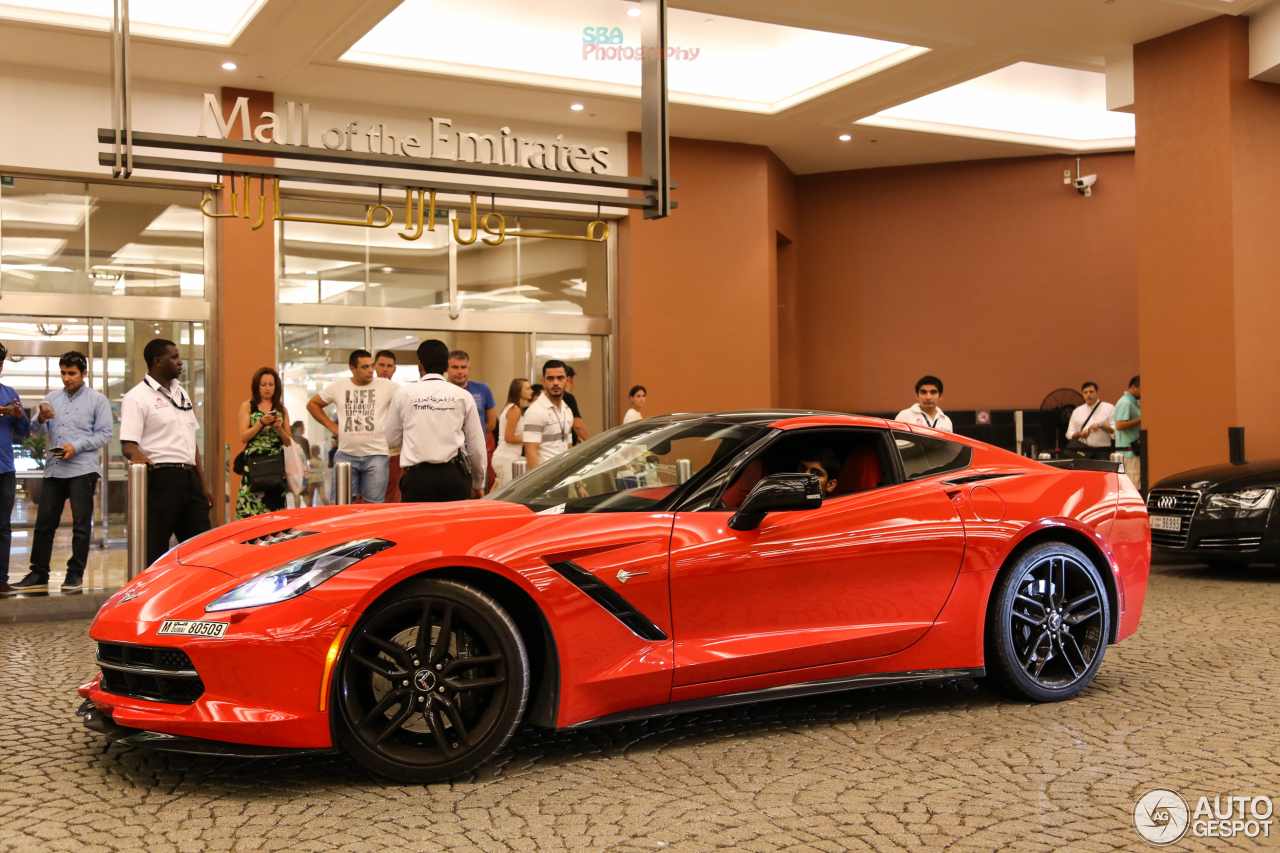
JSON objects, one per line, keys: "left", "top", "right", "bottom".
{"left": 1074, "top": 174, "right": 1097, "bottom": 196}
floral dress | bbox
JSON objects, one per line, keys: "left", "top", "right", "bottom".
{"left": 236, "top": 409, "right": 287, "bottom": 519}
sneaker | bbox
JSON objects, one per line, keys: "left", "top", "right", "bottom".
{"left": 0, "top": 582, "right": 16, "bottom": 596}
{"left": 61, "top": 575, "right": 84, "bottom": 592}
{"left": 10, "top": 573, "right": 49, "bottom": 592}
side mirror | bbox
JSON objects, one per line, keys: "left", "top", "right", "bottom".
{"left": 728, "top": 472, "right": 822, "bottom": 531}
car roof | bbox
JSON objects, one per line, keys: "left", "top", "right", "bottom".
{"left": 647, "top": 410, "right": 891, "bottom": 429}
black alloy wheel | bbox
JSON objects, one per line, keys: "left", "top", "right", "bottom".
{"left": 334, "top": 578, "right": 529, "bottom": 783}
{"left": 982, "top": 541, "right": 1111, "bottom": 702}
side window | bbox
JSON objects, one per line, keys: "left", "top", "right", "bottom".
{"left": 716, "top": 429, "right": 891, "bottom": 509}
{"left": 894, "top": 431, "right": 972, "bottom": 480}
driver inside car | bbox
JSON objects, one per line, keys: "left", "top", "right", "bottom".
{"left": 797, "top": 448, "right": 841, "bottom": 497}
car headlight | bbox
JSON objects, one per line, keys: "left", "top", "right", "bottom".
{"left": 1204, "top": 488, "right": 1275, "bottom": 511}
{"left": 205, "top": 539, "right": 393, "bottom": 613}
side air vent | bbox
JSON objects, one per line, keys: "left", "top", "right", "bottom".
{"left": 244, "top": 528, "right": 318, "bottom": 547}
{"left": 547, "top": 560, "right": 668, "bottom": 642}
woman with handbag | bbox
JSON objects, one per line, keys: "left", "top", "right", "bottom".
{"left": 236, "top": 367, "right": 292, "bottom": 519}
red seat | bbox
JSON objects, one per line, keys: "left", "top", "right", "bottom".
{"left": 833, "top": 445, "right": 882, "bottom": 495}
{"left": 721, "top": 459, "right": 764, "bottom": 508}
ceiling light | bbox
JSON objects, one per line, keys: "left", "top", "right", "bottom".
{"left": 627, "top": 7, "right": 640, "bottom": 16}
{"left": 570, "top": 104, "right": 584, "bottom": 111}
{"left": 344, "top": 1, "right": 929, "bottom": 115}
{"left": 839, "top": 134, "right": 851, "bottom": 141}
{"left": 222, "top": 61, "right": 237, "bottom": 70}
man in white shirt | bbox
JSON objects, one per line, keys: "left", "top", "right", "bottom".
{"left": 385, "top": 340, "right": 486, "bottom": 503}
{"left": 119, "top": 339, "right": 212, "bottom": 565}
{"left": 895, "top": 375, "right": 953, "bottom": 432}
{"left": 523, "top": 360, "right": 574, "bottom": 468}
{"left": 307, "top": 349, "right": 398, "bottom": 503}
{"left": 1066, "top": 381, "right": 1116, "bottom": 458}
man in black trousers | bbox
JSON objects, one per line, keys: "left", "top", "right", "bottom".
{"left": 384, "top": 339, "right": 486, "bottom": 502}
{"left": 119, "top": 339, "right": 213, "bottom": 564}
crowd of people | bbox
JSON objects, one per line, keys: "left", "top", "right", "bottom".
{"left": 0, "top": 335, "right": 1145, "bottom": 595}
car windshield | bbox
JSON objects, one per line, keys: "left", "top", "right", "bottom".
{"left": 489, "top": 419, "right": 767, "bottom": 513}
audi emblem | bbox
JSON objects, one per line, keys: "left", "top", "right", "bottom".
{"left": 1156, "top": 495, "right": 1177, "bottom": 509}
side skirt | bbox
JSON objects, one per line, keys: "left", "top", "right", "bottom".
{"left": 561, "top": 667, "right": 985, "bottom": 730}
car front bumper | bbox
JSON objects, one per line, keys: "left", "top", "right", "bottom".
{"left": 84, "top": 573, "right": 352, "bottom": 750}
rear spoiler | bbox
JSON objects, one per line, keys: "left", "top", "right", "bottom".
{"left": 1041, "top": 458, "right": 1124, "bottom": 473}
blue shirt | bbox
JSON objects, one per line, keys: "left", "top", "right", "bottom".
{"left": 33, "top": 384, "right": 113, "bottom": 478}
{"left": 461, "top": 381, "right": 496, "bottom": 419}
{"left": 1114, "top": 391, "right": 1141, "bottom": 457}
{"left": 0, "top": 383, "right": 32, "bottom": 475}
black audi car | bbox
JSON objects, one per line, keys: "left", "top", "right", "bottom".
{"left": 1147, "top": 459, "right": 1280, "bottom": 566}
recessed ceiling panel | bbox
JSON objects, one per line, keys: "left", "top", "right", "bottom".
{"left": 343, "top": 0, "right": 928, "bottom": 114}
{"left": 0, "top": 0, "right": 267, "bottom": 45}
{"left": 859, "top": 62, "right": 1135, "bottom": 150}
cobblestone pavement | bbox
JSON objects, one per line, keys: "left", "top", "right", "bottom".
{"left": 2, "top": 559, "right": 1278, "bottom": 853}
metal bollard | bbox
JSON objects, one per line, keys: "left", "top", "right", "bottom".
{"left": 126, "top": 462, "right": 148, "bottom": 580}
{"left": 1110, "top": 451, "right": 1125, "bottom": 473}
{"left": 676, "top": 459, "right": 692, "bottom": 484}
{"left": 511, "top": 460, "right": 527, "bottom": 480}
{"left": 335, "top": 461, "right": 353, "bottom": 505}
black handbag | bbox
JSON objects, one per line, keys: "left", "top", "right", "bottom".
{"left": 246, "top": 452, "right": 286, "bottom": 492}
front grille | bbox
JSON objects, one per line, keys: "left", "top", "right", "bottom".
{"left": 1196, "top": 535, "right": 1263, "bottom": 552}
{"left": 1147, "top": 489, "right": 1201, "bottom": 548}
{"left": 96, "top": 641, "right": 204, "bottom": 705}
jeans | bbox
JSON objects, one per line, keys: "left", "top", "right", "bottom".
{"left": 0, "top": 472, "right": 14, "bottom": 584}
{"left": 328, "top": 452, "right": 389, "bottom": 503}
{"left": 30, "top": 473, "right": 99, "bottom": 580}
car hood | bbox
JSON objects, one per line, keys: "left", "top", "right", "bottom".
{"left": 175, "top": 500, "right": 537, "bottom": 580}
{"left": 1153, "top": 457, "right": 1280, "bottom": 493}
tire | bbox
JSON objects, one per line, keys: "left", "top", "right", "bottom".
{"left": 333, "top": 578, "right": 530, "bottom": 783}
{"left": 981, "top": 541, "right": 1111, "bottom": 703}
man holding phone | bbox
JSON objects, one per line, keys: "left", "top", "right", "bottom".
{"left": 8, "top": 351, "right": 112, "bottom": 593}
{"left": 0, "top": 342, "right": 32, "bottom": 596}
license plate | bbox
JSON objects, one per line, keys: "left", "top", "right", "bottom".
{"left": 1149, "top": 515, "right": 1181, "bottom": 532}
{"left": 157, "top": 619, "right": 228, "bottom": 638}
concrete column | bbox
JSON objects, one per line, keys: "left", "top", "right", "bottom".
{"left": 1134, "top": 16, "right": 1280, "bottom": 481}
{"left": 213, "top": 87, "right": 276, "bottom": 523}
{"left": 623, "top": 135, "right": 793, "bottom": 416}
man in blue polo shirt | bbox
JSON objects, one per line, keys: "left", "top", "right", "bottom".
{"left": 447, "top": 349, "right": 496, "bottom": 487}
{"left": 9, "top": 351, "right": 113, "bottom": 593}
{"left": 1114, "top": 375, "right": 1142, "bottom": 490}
{"left": 0, "top": 342, "right": 33, "bottom": 595}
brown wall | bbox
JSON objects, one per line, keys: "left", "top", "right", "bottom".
{"left": 795, "top": 154, "right": 1140, "bottom": 415}
{"left": 623, "top": 135, "right": 786, "bottom": 417}
{"left": 215, "top": 87, "right": 277, "bottom": 522}
{"left": 1135, "top": 16, "right": 1280, "bottom": 480}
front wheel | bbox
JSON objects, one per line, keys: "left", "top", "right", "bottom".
{"left": 982, "top": 542, "right": 1111, "bottom": 702}
{"left": 334, "top": 578, "right": 530, "bottom": 783}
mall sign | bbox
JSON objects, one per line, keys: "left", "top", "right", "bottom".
{"left": 197, "top": 94, "right": 613, "bottom": 175}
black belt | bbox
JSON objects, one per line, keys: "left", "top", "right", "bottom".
{"left": 152, "top": 463, "right": 196, "bottom": 470}
{"left": 405, "top": 460, "right": 458, "bottom": 470}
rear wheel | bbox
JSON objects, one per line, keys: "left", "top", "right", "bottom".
{"left": 334, "top": 578, "right": 529, "bottom": 783}
{"left": 982, "top": 542, "right": 1110, "bottom": 702}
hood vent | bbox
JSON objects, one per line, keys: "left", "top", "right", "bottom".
{"left": 244, "top": 528, "right": 318, "bottom": 547}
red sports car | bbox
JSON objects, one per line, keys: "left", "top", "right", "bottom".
{"left": 79, "top": 411, "right": 1150, "bottom": 782}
